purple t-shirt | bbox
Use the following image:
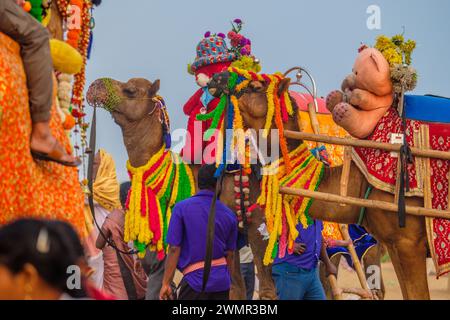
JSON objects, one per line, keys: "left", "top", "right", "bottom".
{"left": 274, "top": 220, "right": 323, "bottom": 270}
{"left": 166, "top": 190, "right": 238, "bottom": 292}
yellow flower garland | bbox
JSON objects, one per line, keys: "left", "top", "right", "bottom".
{"left": 258, "top": 143, "right": 324, "bottom": 265}
{"left": 125, "top": 145, "right": 195, "bottom": 258}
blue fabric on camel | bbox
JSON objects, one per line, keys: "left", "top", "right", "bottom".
{"left": 405, "top": 95, "right": 450, "bottom": 123}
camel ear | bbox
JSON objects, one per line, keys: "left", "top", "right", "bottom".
{"left": 278, "top": 77, "right": 291, "bottom": 96}
{"left": 149, "top": 79, "right": 160, "bottom": 97}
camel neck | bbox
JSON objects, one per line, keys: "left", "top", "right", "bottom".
{"left": 121, "top": 115, "right": 163, "bottom": 168}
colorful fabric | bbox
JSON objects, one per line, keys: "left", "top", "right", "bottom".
{"left": 294, "top": 93, "right": 348, "bottom": 167}
{"left": 125, "top": 145, "right": 195, "bottom": 259}
{"left": 352, "top": 107, "right": 422, "bottom": 196}
{"left": 191, "top": 35, "right": 236, "bottom": 72}
{"left": 181, "top": 88, "right": 220, "bottom": 164}
{"left": 425, "top": 123, "right": 450, "bottom": 277}
{"left": 405, "top": 95, "right": 450, "bottom": 123}
{"left": 326, "top": 225, "right": 377, "bottom": 268}
{"left": 258, "top": 143, "right": 325, "bottom": 265}
{"left": 0, "top": 32, "right": 85, "bottom": 236}
{"left": 93, "top": 149, "right": 121, "bottom": 212}
{"left": 101, "top": 209, "right": 148, "bottom": 299}
{"left": 167, "top": 190, "right": 238, "bottom": 293}
{"left": 322, "top": 221, "right": 343, "bottom": 241}
{"left": 273, "top": 220, "right": 323, "bottom": 270}
{"left": 351, "top": 106, "right": 450, "bottom": 277}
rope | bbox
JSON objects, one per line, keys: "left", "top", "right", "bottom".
{"left": 87, "top": 106, "right": 138, "bottom": 255}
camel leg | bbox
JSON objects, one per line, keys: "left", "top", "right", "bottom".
{"left": 362, "top": 244, "right": 385, "bottom": 300}
{"left": 247, "top": 207, "right": 278, "bottom": 300}
{"left": 229, "top": 249, "right": 247, "bottom": 300}
{"left": 386, "top": 239, "right": 429, "bottom": 300}
{"left": 320, "top": 254, "right": 341, "bottom": 300}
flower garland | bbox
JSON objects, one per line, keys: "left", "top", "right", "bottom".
{"left": 196, "top": 67, "right": 295, "bottom": 176}
{"left": 228, "top": 67, "right": 294, "bottom": 171}
{"left": 258, "top": 143, "right": 324, "bottom": 266}
{"left": 125, "top": 145, "right": 195, "bottom": 259}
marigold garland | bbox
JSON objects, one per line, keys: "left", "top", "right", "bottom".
{"left": 228, "top": 67, "right": 294, "bottom": 172}
{"left": 196, "top": 67, "right": 296, "bottom": 175}
{"left": 258, "top": 143, "right": 324, "bottom": 266}
{"left": 125, "top": 145, "right": 195, "bottom": 259}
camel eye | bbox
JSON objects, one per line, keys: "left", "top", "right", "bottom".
{"left": 123, "top": 86, "right": 137, "bottom": 97}
{"left": 250, "top": 82, "right": 264, "bottom": 93}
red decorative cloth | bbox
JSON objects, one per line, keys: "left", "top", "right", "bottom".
{"left": 180, "top": 63, "right": 230, "bottom": 165}
{"left": 351, "top": 107, "right": 450, "bottom": 277}
{"left": 427, "top": 123, "right": 450, "bottom": 277}
{"left": 352, "top": 108, "right": 421, "bottom": 196}
{"left": 180, "top": 89, "right": 220, "bottom": 165}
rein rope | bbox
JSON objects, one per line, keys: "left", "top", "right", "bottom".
{"left": 87, "top": 92, "right": 175, "bottom": 256}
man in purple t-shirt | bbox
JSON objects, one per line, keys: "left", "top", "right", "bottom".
{"left": 272, "top": 219, "right": 337, "bottom": 300}
{"left": 159, "top": 164, "right": 238, "bottom": 300}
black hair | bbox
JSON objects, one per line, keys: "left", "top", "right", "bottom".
{"left": 0, "top": 219, "right": 80, "bottom": 295}
{"left": 198, "top": 164, "right": 218, "bottom": 190}
{"left": 120, "top": 181, "right": 131, "bottom": 209}
{"left": 47, "top": 220, "right": 84, "bottom": 258}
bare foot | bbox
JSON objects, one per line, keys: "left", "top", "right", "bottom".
{"left": 31, "top": 122, "right": 81, "bottom": 166}
{"left": 326, "top": 90, "right": 344, "bottom": 113}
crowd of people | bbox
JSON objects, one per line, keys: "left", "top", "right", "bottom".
{"left": 0, "top": 152, "right": 338, "bottom": 300}
{"left": 0, "top": 2, "right": 337, "bottom": 299}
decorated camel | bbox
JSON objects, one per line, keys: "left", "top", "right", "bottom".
{"left": 86, "top": 74, "right": 389, "bottom": 299}
{"left": 85, "top": 76, "right": 278, "bottom": 299}
{"left": 205, "top": 52, "right": 449, "bottom": 299}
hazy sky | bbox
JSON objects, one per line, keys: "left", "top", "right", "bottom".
{"left": 84, "top": 0, "right": 450, "bottom": 181}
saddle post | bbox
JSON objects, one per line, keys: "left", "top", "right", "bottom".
{"left": 287, "top": 66, "right": 374, "bottom": 299}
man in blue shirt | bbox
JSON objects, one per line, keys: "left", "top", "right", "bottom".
{"left": 272, "top": 219, "right": 337, "bottom": 300}
{"left": 159, "top": 164, "right": 238, "bottom": 300}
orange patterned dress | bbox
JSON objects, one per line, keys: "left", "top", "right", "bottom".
{"left": 0, "top": 32, "right": 85, "bottom": 237}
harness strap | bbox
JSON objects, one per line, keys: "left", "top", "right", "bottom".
{"left": 357, "top": 185, "right": 373, "bottom": 225}
{"left": 202, "top": 95, "right": 229, "bottom": 292}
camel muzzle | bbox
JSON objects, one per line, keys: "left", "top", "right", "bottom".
{"left": 87, "top": 78, "right": 122, "bottom": 112}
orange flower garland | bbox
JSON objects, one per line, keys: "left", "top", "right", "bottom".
{"left": 228, "top": 67, "right": 294, "bottom": 172}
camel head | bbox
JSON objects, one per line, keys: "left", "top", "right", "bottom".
{"left": 208, "top": 71, "right": 294, "bottom": 132}
{"left": 87, "top": 77, "right": 161, "bottom": 128}
{"left": 208, "top": 71, "right": 302, "bottom": 157}
{"left": 86, "top": 77, "right": 165, "bottom": 167}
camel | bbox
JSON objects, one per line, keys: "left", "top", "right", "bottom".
{"left": 86, "top": 77, "right": 278, "bottom": 300}
{"left": 212, "top": 73, "right": 430, "bottom": 300}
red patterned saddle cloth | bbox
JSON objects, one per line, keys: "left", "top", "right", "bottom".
{"left": 351, "top": 107, "right": 450, "bottom": 277}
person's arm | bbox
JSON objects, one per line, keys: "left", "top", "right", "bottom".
{"left": 159, "top": 204, "right": 184, "bottom": 300}
{"left": 224, "top": 213, "right": 239, "bottom": 279}
{"left": 0, "top": 0, "right": 53, "bottom": 122}
{"left": 159, "top": 246, "right": 181, "bottom": 300}
{"left": 95, "top": 222, "right": 111, "bottom": 250}
{"left": 320, "top": 241, "right": 337, "bottom": 276}
{"left": 225, "top": 250, "right": 235, "bottom": 279}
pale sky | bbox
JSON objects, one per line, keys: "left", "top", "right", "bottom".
{"left": 84, "top": 0, "right": 450, "bottom": 181}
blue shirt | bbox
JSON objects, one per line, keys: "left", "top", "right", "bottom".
{"left": 273, "top": 220, "right": 323, "bottom": 270}
{"left": 166, "top": 190, "right": 238, "bottom": 292}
